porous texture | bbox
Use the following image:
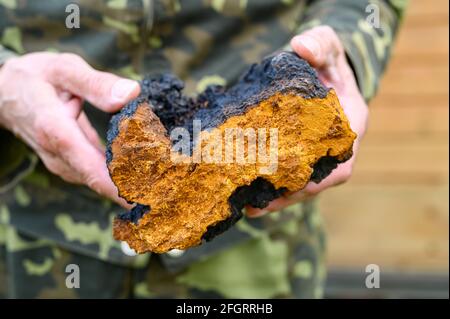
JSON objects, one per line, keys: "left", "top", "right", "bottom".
{"left": 107, "top": 52, "right": 356, "bottom": 254}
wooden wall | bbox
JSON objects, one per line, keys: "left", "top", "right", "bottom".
{"left": 321, "top": 0, "right": 449, "bottom": 272}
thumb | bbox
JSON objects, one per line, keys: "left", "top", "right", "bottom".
{"left": 47, "top": 54, "right": 140, "bottom": 112}
{"left": 290, "top": 25, "right": 343, "bottom": 68}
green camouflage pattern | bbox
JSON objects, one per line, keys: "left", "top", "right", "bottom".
{"left": 0, "top": 199, "right": 326, "bottom": 298}
{"left": 0, "top": 0, "right": 406, "bottom": 298}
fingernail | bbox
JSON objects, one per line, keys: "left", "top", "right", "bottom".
{"left": 121, "top": 241, "right": 137, "bottom": 256}
{"left": 247, "top": 209, "right": 269, "bottom": 219}
{"left": 295, "top": 36, "right": 320, "bottom": 57}
{"left": 112, "top": 79, "right": 139, "bottom": 101}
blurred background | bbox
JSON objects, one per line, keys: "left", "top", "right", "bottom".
{"left": 321, "top": 0, "right": 449, "bottom": 298}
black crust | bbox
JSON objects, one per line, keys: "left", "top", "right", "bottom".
{"left": 106, "top": 51, "right": 328, "bottom": 163}
{"left": 203, "top": 155, "right": 348, "bottom": 241}
{"left": 310, "top": 156, "right": 341, "bottom": 183}
{"left": 193, "top": 51, "right": 328, "bottom": 132}
{"left": 202, "top": 178, "right": 287, "bottom": 242}
{"left": 117, "top": 204, "right": 150, "bottom": 224}
{"left": 105, "top": 75, "right": 200, "bottom": 164}
{"left": 109, "top": 52, "right": 340, "bottom": 240}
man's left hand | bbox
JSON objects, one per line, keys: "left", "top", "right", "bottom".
{"left": 246, "top": 26, "right": 369, "bottom": 218}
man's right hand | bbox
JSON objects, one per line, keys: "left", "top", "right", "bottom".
{"left": 0, "top": 52, "right": 140, "bottom": 208}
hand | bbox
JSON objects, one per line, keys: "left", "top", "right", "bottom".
{"left": 0, "top": 52, "right": 140, "bottom": 208}
{"left": 246, "top": 25, "right": 369, "bottom": 218}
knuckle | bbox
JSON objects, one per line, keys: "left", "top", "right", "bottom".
{"left": 309, "top": 25, "right": 343, "bottom": 56}
{"left": 1, "top": 56, "right": 19, "bottom": 71}
{"left": 312, "top": 25, "right": 336, "bottom": 39}
{"left": 85, "top": 70, "right": 115, "bottom": 99}
{"left": 53, "top": 134, "right": 72, "bottom": 154}
{"left": 37, "top": 123, "right": 72, "bottom": 154}
{"left": 35, "top": 124, "right": 53, "bottom": 151}
{"left": 86, "top": 72, "right": 104, "bottom": 95}
{"left": 35, "top": 131, "right": 48, "bottom": 150}
{"left": 47, "top": 53, "right": 85, "bottom": 80}
{"left": 41, "top": 156, "right": 61, "bottom": 176}
{"left": 58, "top": 53, "right": 83, "bottom": 64}
{"left": 319, "top": 25, "right": 335, "bottom": 35}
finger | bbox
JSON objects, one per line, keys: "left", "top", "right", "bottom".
{"left": 43, "top": 113, "right": 131, "bottom": 208}
{"left": 245, "top": 206, "right": 269, "bottom": 218}
{"left": 31, "top": 85, "right": 113, "bottom": 198}
{"left": 245, "top": 196, "right": 295, "bottom": 218}
{"left": 26, "top": 83, "right": 129, "bottom": 208}
{"left": 77, "top": 111, "right": 105, "bottom": 152}
{"left": 64, "top": 96, "right": 83, "bottom": 119}
{"left": 302, "top": 159, "right": 354, "bottom": 196}
{"left": 57, "top": 93, "right": 105, "bottom": 152}
{"left": 46, "top": 53, "right": 140, "bottom": 112}
{"left": 37, "top": 149, "right": 81, "bottom": 184}
{"left": 290, "top": 25, "right": 343, "bottom": 68}
{"left": 247, "top": 159, "right": 354, "bottom": 218}
{"left": 56, "top": 89, "right": 72, "bottom": 102}
{"left": 55, "top": 89, "right": 84, "bottom": 119}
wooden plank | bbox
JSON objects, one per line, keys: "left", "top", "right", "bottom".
{"left": 349, "top": 171, "right": 448, "bottom": 186}
{"left": 366, "top": 105, "right": 449, "bottom": 133}
{"left": 320, "top": 184, "right": 449, "bottom": 271}
{"left": 375, "top": 67, "right": 448, "bottom": 95}
{"left": 394, "top": 26, "right": 449, "bottom": 55}
{"left": 321, "top": 0, "right": 449, "bottom": 273}
{"left": 387, "top": 54, "right": 448, "bottom": 71}
{"left": 403, "top": 0, "right": 449, "bottom": 28}
{"left": 370, "top": 93, "right": 448, "bottom": 109}
{"left": 354, "top": 149, "right": 448, "bottom": 174}
{"left": 355, "top": 129, "right": 448, "bottom": 173}
{"left": 402, "top": 14, "right": 449, "bottom": 28}
{"left": 350, "top": 132, "right": 449, "bottom": 184}
{"left": 361, "top": 132, "right": 448, "bottom": 146}
{"left": 407, "top": 0, "right": 449, "bottom": 16}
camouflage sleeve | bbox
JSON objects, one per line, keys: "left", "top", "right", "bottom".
{"left": 298, "top": 0, "right": 407, "bottom": 101}
{"left": 0, "top": 44, "right": 17, "bottom": 65}
{"left": 0, "top": 130, "right": 37, "bottom": 193}
{"left": 0, "top": 47, "right": 37, "bottom": 193}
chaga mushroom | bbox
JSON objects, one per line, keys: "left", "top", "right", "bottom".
{"left": 106, "top": 51, "right": 356, "bottom": 254}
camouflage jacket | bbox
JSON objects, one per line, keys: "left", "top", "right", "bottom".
{"left": 0, "top": 0, "right": 406, "bottom": 298}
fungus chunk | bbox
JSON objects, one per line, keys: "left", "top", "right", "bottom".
{"left": 107, "top": 52, "right": 356, "bottom": 254}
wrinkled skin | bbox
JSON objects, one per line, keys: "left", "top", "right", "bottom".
{"left": 0, "top": 52, "right": 139, "bottom": 207}
{"left": 246, "top": 26, "right": 369, "bottom": 217}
